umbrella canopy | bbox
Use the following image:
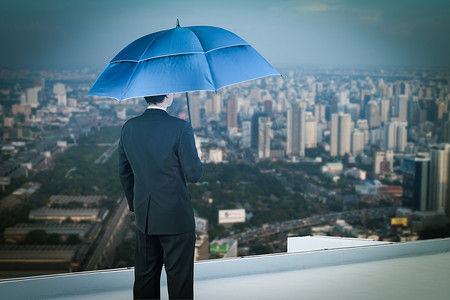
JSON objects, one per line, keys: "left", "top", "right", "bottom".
{"left": 88, "top": 23, "right": 280, "bottom": 101}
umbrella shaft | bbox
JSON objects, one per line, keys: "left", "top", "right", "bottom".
{"left": 186, "top": 92, "right": 192, "bottom": 125}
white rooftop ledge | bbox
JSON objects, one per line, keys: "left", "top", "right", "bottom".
{"left": 287, "top": 235, "right": 391, "bottom": 252}
{"left": 1, "top": 237, "right": 450, "bottom": 300}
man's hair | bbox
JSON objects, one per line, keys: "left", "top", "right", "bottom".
{"left": 145, "top": 95, "right": 166, "bottom": 105}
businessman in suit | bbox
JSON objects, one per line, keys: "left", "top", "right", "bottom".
{"left": 118, "top": 94, "right": 203, "bottom": 300}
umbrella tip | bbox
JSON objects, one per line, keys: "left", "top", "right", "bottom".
{"left": 176, "top": 19, "right": 180, "bottom": 28}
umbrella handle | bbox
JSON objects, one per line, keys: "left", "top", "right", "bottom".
{"left": 186, "top": 92, "right": 192, "bottom": 124}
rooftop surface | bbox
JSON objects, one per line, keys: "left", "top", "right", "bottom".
{"left": 1, "top": 237, "right": 449, "bottom": 300}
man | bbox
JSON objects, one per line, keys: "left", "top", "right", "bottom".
{"left": 118, "top": 94, "right": 203, "bottom": 300}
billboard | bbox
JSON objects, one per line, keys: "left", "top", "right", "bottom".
{"left": 391, "top": 217, "right": 408, "bottom": 227}
{"left": 209, "top": 244, "right": 229, "bottom": 254}
{"left": 57, "top": 141, "right": 67, "bottom": 147}
{"left": 218, "top": 209, "right": 246, "bottom": 224}
{"left": 0, "top": 177, "right": 10, "bottom": 185}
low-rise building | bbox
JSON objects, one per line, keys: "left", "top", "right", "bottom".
{"left": 3, "top": 224, "right": 92, "bottom": 243}
{"left": 28, "top": 208, "right": 108, "bottom": 223}
{"left": 0, "top": 245, "right": 78, "bottom": 279}
{"left": 48, "top": 195, "right": 103, "bottom": 207}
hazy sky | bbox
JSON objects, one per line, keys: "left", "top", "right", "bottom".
{"left": 1, "top": 0, "right": 449, "bottom": 70}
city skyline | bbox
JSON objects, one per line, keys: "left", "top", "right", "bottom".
{"left": 1, "top": 0, "right": 450, "bottom": 70}
{"left": 1, "top": 63, "right": 449, "bottom": 280}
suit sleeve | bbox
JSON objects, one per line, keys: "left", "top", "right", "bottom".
{"left": 178, "top": 122, "right": 203, "bottom": 183}
{"left": 118, "top": 137, "right": 134, "bottom": 212}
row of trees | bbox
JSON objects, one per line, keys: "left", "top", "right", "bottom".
{"left": 188, "top": 161, "right": 314, "bottom": 240}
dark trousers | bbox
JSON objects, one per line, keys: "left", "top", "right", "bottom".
{"left": 134, "top": 229, "right": 196, "bottom": 300}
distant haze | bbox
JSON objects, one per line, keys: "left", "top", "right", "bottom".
{"left": 1, "top": 0, "right": 450, "bottom": 70}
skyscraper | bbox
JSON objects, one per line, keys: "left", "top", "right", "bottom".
{"left": 428, "top": 144, "right": 450, "bottom": 216}
{"left": 396, "top": 123, "right": 407, "bottom": 152}
{"left": 356, "top": 119, "right": 370, "bottom": 145}
{"left": 365, "top": 100, "right": 381, "bottom": 129}
{"left": 396, "top": 95, "right": 408, "bottom": 123}
{"left": 305, "top": 113, "right": 318, "bottom": 149}
{"left": 53, "top": 83, "right": 67, "bottom": 107}
{"left": 374, "top": 150, "right": 394, "bottom": 175}
{"left": 251, "top": 112, "right": 267, "bottom": 150}
{"left": 213, "top": 94, "right": 222, "bottom": 114}
{"left": 351, "top": 129, "right": 365, "bottom": 156}
{"left": 258, "top": 117, "right": 272, "bottom": 159}
{"left": 442, "top": 112, "right": 450, "bottom": 143}
{"left": 402, "top": 155, "right": 430, "bottom": 211}
{"left": 383, "top": 121, "right": 407, "bottom": 153}
{"left": 286, "top": 101, "right": 306, "bottom": 157}
{"left": 330, "top": 113, "right": 351, "bottom": 157}
{"left": 242, "top": 121, "right": 251, "bottom": 149}
{"left": 227, "top": 96, "right": 238, "bottom": 129}
{"left": 26, "top": 87, "right": 41, "bottom": 108}
{"left": 384, "top": 122, "right": 396, "bottom": 151}
{"left": 189, "top": 95, "right": 202, "bottom": 129}
{"left": 314, "top": 103, "right": 326, "bottom": 124}
{"left": 264, "top": 100, "right": 273, "bottom": 116}
{"left": 380, "top": 99, "right": 390, "bottom": 123}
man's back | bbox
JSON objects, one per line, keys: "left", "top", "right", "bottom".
{"left": 118, "top": 108, "right": 203, "bottom": 234}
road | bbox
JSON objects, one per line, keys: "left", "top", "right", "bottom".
{"left": 84, "top": 197, "right": 129, "bottom": 270}
{"left": 228, "top": 207, "right": 396, "bottom": 244}
{"left": 94, "top": 139, "right": 119, "bottom": 164}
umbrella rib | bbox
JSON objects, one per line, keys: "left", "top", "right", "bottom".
{"left": 185, "top": 27, "right": 218, "bottom": 90}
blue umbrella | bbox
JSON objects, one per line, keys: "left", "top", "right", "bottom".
{"left": 88, "top": 21, "right": 280, "bottom": 119}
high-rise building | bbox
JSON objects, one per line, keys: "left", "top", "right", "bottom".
{"left": 396, "top": 123, "right": 407, "bottom": 152}
{"left": 360, "top": 89, "right": 371, "bottom": 110}
{"left": 384, "top": 122, "right": 396, "bottom": 151}
{"left": 53, "top": 83, "right": 67, "bottom": 107}
{"left": 442, "top": 112, "right": 450, "bottom": 143}
{"left": 286, "top": 101, "right": 306, "bottom": 157}
{"left": 345, "top": 103, "right": 360, "bottom": 123}
{"left": 330, "top": 113, "right": 351, "bottom": 157}
{"left": 26, "top": 87, "right": 41, "bottom": 108}
{"left": 428, "top": 144, "right": 450, "bottom": 216}
{"left": 241, "top": 121, "right": 251, "bottom": 148}
{"left": 258, "top": 117, "right": 272, "bottom": 159}
{"left": 374, "top": 150, "right": 394, "bottom": 175}
{"left": 356, "top": 119, "right": 370, "bottom": 145}
{"left": 338, "top": 90, "right": 349, "bottom": 105}
{"left": 351, "top": 129, "right": 365, "bottom": 156}
{"left": 402, "top": 155, "right": 430, "bottom": 211}
{"left": 213, "top": 94, "right": 222, "bottom": 114}
{"left": 380, "top": 99, "right": 390, "bottom": 123}
{"left": 383, "top": 121, "right": 407, "bottom": 153}
{"left": 264, "top": 100, "right": 273, "bottom": 116}
{"left": 365, "top": 100, "right": 381, "bottom": 129}
{"left": 227, "top": 96, "right": 238, "bottom": 129}
{"left": 314, "top": 103, "right": 326, "bottom": 124}
{"left": 305, "top": 113, "right": 317, "bottom": 149}
{"left": 396, "top": 95, "right": 408, "bottom": 123}
{"left": 436, "top": 100, "right": 447, "bottom": 120}
{"left": 189, "top": 95, "right": 202, "bottom": 129}
{"left": 205, "top": 94, "right": 222, "bottom": 121}
{"left": 251, "top": 112, "right": 267, "bottom": 149}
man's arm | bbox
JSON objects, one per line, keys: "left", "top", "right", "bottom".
{"left": 118, "top": 138, "right": 134, "bottom": 212}
{"left": 178, "top": 122, "right": 203, "bottom": 183}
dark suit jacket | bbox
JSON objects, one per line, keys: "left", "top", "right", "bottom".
{"left": 118, "top": 108, "right": 203, "bottom": 235}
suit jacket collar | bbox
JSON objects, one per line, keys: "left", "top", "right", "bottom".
{"left": 143, "top": 109, "right": 169, "bottom": 117}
